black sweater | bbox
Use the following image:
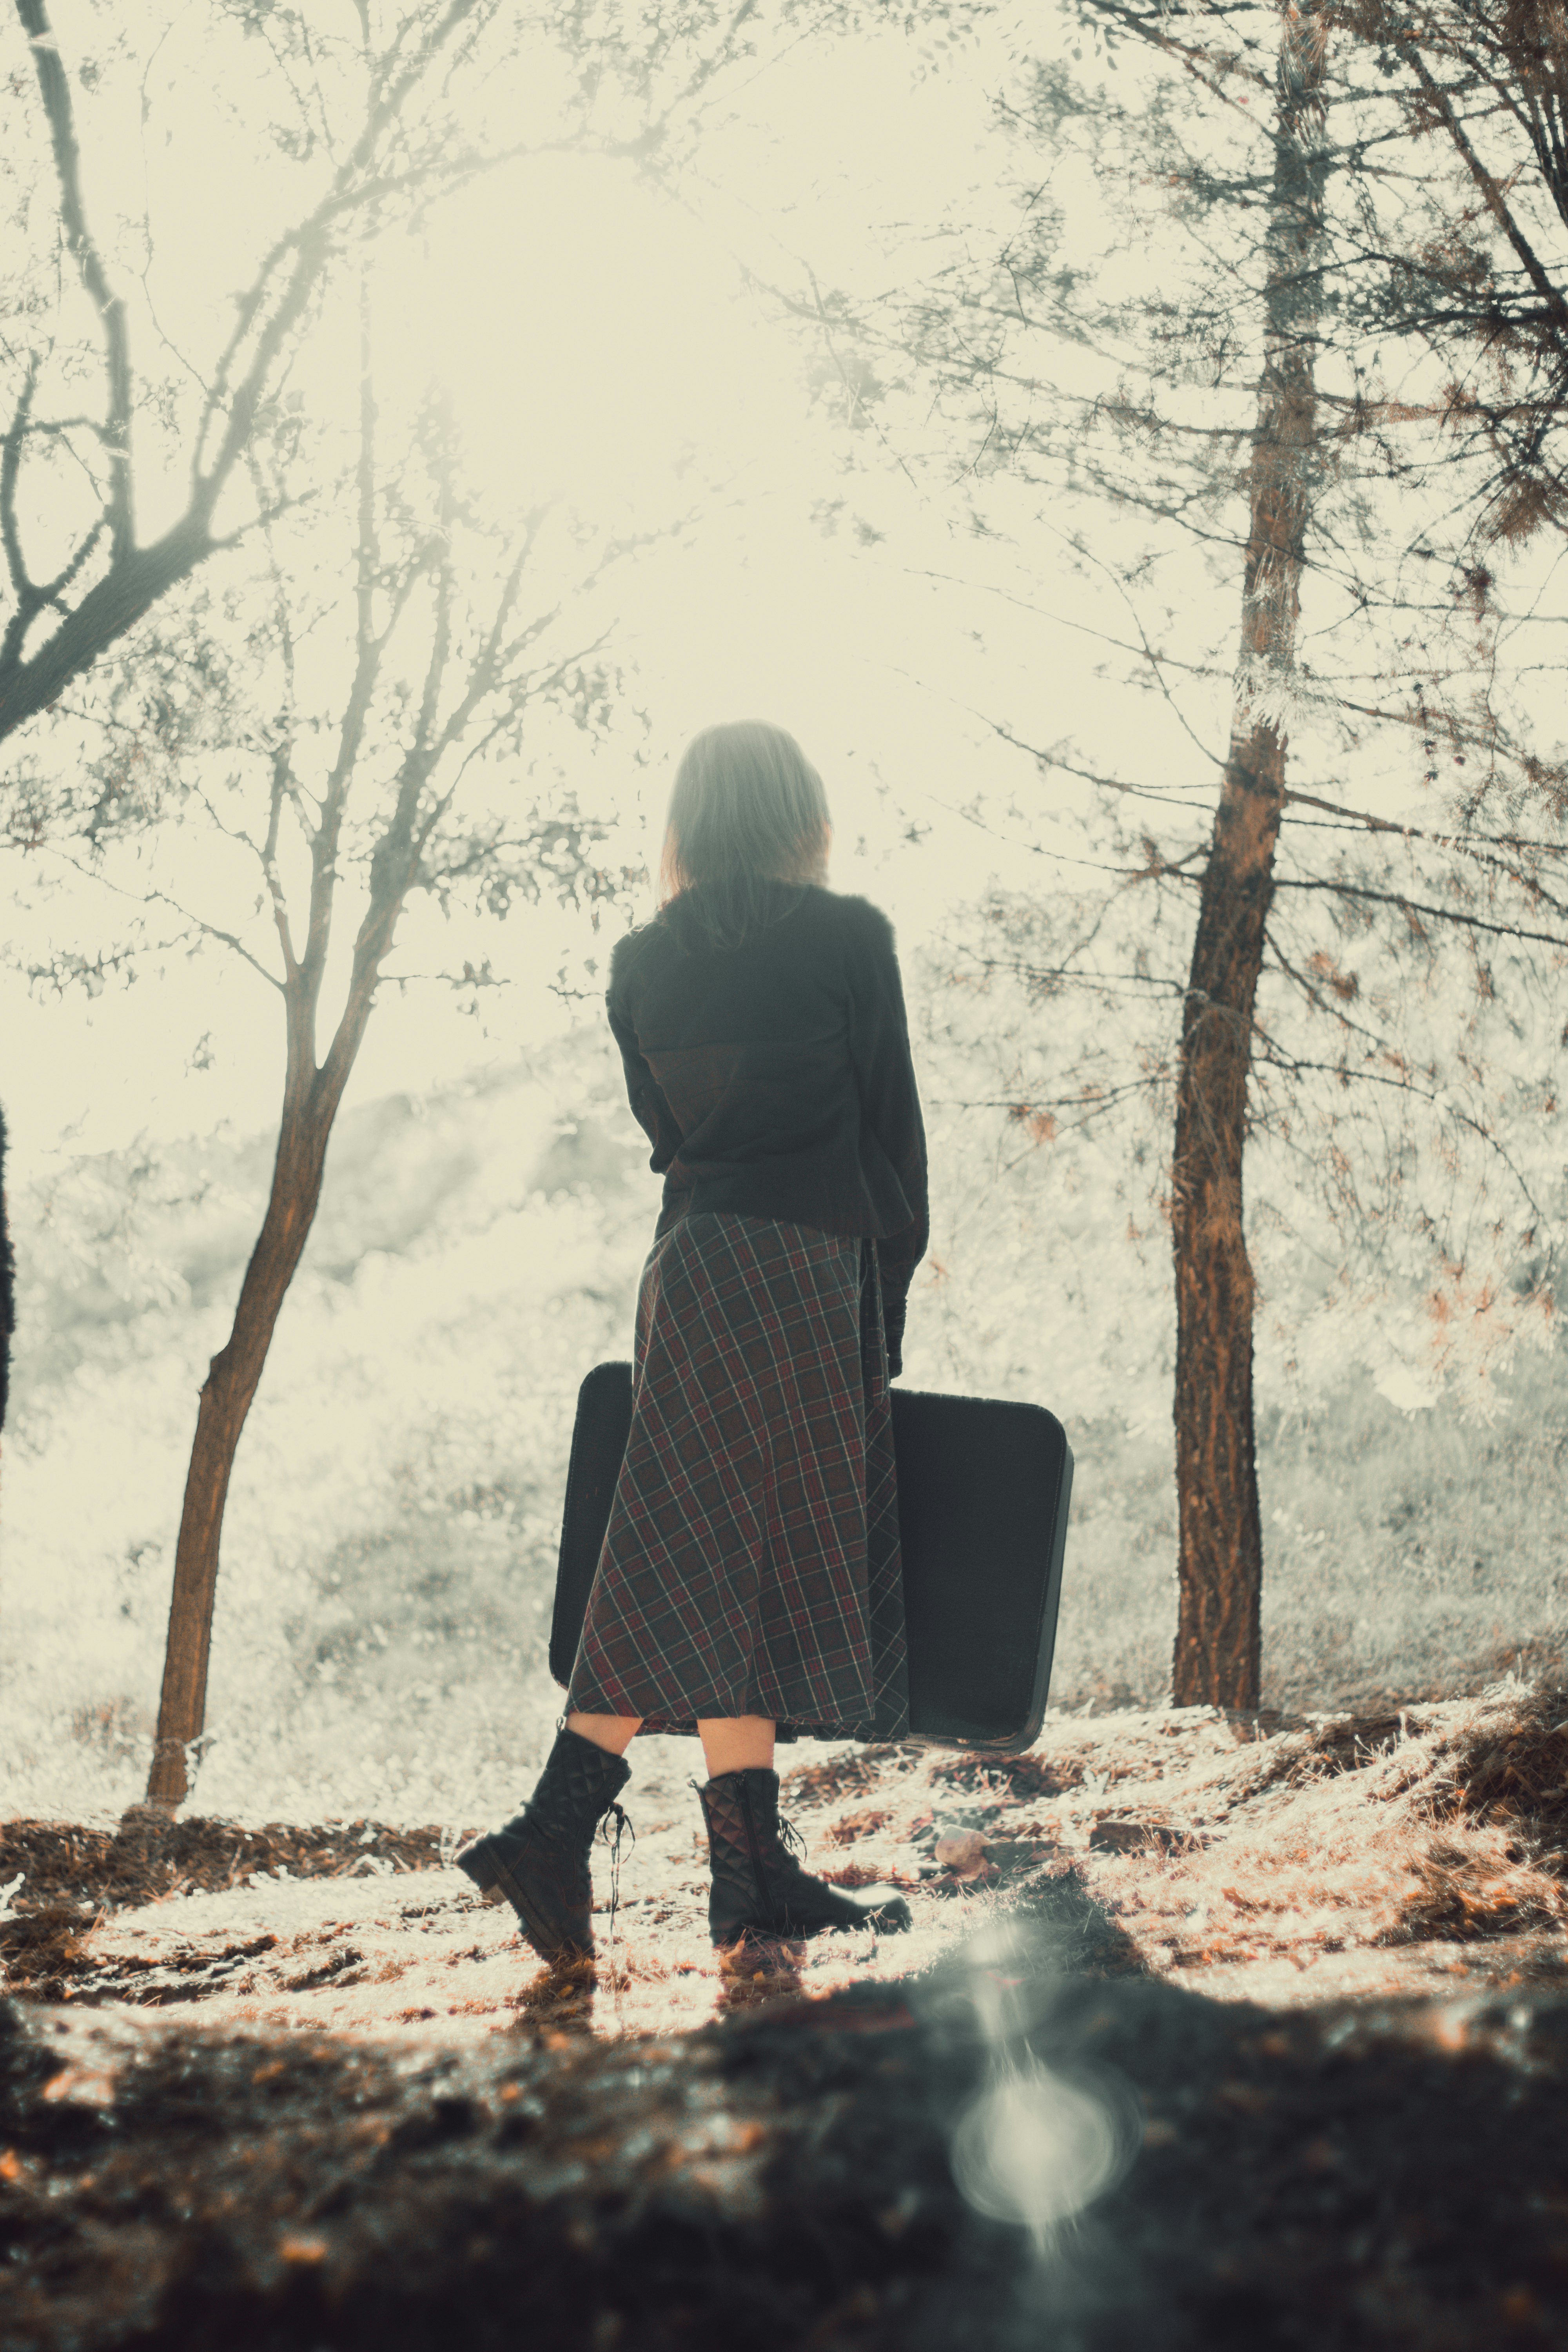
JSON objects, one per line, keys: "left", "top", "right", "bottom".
{"left": 605, "top": 881, "right": 929, "bottom": 1373}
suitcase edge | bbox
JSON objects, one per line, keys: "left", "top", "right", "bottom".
{"left": 901, "top": 1436, "right": 1073, "bottom": 1757}
{"left": 548, "top": 1359, "right": 633, "bottom": 1688}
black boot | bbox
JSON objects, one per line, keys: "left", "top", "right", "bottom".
{"left": 697, "top": 1767, "right": 912, "bottom": 1948}
{"left": 457, "top": 1726, "right": 632, "bottom": 1964}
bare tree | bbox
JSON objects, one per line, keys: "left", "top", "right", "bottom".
{"left": 2, "top": 0, "right": 512, "bottom": 744}
{"left": 4, "top": 0, "right": 813, "bottom": 1801}
{"left": 2, "top": 0, "right": 765, "bottom": 761}
{"left": 727, "top": 0, "right": 1339, "bottom": 1704}
{"left": 61, "top": 330, "right": 653, "bottom": 1807}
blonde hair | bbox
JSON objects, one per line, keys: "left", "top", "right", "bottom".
{"left": 657, "top": 720, "right": 831, "bottom": 951}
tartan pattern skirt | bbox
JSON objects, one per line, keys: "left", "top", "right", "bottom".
{"left": 564, "top": 1210, "right": 910, "bottom": 1743}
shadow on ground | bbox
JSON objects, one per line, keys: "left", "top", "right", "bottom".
{"left": 11, "top": 1692, "right": 1568, "bottom": 2345}
{"left": 4, "top": 1862, "right": 1568, "bottom": 2351}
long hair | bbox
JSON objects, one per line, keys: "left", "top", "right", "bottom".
{"left": 656, "top": 721, "right": 831, "bottom": 953}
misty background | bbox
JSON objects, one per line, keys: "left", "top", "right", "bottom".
{"left": 2, "top": 0, "right": 1564, "bottom": 1822}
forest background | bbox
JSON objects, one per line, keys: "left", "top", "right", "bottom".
{"left": 2, "top": 0, "right": 1565, "bottom": 1825}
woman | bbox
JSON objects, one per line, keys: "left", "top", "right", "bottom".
{"left": 458, "top": 720, "right": 928, "bottom": 1965}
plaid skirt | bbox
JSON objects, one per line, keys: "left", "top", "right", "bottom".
{"left": 564, "top": 1211, "right": 910, "bottom": 1742}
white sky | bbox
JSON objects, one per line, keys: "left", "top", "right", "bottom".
{"left": 0, "top": 4, "right": 1090, "bottom": 1163}
{"left": 3, "top": 0, "right": 1560, "bottom": 1174}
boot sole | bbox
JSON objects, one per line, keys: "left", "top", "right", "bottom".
{"left": 457, "top": 1836, "right": 594, "bottom": 1965}
{"left": 711, "top": 1895, "right": 913, "bottom": 1948}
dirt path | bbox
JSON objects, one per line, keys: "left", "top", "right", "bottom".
{"left": 6, "top": 1688, "right": 1568, "bottom": 2346}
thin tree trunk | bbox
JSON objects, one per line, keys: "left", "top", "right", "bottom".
{"left": 143, "top": 260, "right": 437, "bottom": 1809}
{"left": 1171, "top": 0, "right": 1327, "bottom": 1711}
{"left": 145, "top": 1085, "right": 337, "bottom": 1806}
{"left": 145, "top": 878, "right": 403, "bottom": 1805}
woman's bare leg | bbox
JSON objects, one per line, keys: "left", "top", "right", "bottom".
{"left": 564, "top": 1711, "right": 642, "bottom": 1757}
{"left": 697, "top": 1717, "right": 777, "bottom": 1777}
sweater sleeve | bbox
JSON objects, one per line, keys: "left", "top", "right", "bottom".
{"left": 844, "top": 900, "right": 928, "bottom": 1377}
{"left": 606, "top": 938, "right": 683, "bottom": 1174}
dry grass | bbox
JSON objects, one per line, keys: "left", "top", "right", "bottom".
{"left": 8, "top": 1678, "right": 1568, "bottom": 2038}
{"left": 1033, "top": 1675, "right": 1568, "bottom": 1994}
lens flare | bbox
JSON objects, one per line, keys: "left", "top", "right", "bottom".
{"left": 951, "top": 2060, "right": 1140, "bottom": 2236}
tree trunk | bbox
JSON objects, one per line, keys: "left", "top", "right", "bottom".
{"left": 145, "top": 1085, "right": 337, "bottom": 1807}
{"left": 1171, "top": 0, "right": 1327, "bottom": 1711}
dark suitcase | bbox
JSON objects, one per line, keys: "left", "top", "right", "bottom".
{"left": 549, "top": 1361, "right": 1073, "bottom": 1756}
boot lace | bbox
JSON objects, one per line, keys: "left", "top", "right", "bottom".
{"left": 599, "top": 1801, "right": 636, "bottom": 1981}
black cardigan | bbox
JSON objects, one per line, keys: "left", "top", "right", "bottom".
{"left": 605, "top": 881, "right": 929, "bottom": 1373}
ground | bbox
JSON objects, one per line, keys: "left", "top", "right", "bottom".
{"left": 5, "top": 1678, "right": 1568, "bottom": 2347}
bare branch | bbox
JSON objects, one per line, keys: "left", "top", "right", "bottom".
{"left": 43, "top": 841, "right": 284, "bottom": 991}
{"left": 299, "top": 281, "right": 389, "bottom": 1012}
{"left": 260, "top": 745, "right": 301, "bottom": 985}
{"left": 1405, "top": 43, "right": 1568, "bottom": 336}
{"left": 0, "top": 358, "right": 40, "bottom": 605}
{"left": 1284, "top": 785, "right": 1568, "bottom": 859}
{"left": 900, "top": 563, "right": 1233, "bottom": 683}
{"left": 954, "top": 951, "right": 1185, "bottom": 999}
{"left": 1249, "top": 1044, "right": 1547, "bottom": 1226}
{"left": 1273, "top": 872, "right": 1568, "bottom": 949}
{"left": 192, "top": 224, "right": 330, "bottom": 523}
{"left": 15, "top": 0, "right": 134, "bottom": 557}
{"left": 936, "top": 1076, "right": 1169, "bottom": 1162}
{"left": 0, "top": 1, "right": 527, "bottom": 748}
